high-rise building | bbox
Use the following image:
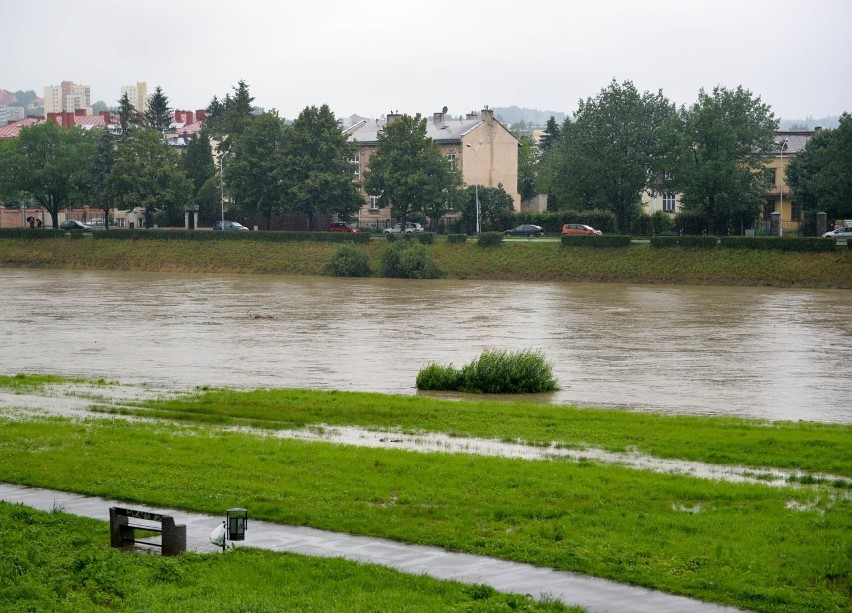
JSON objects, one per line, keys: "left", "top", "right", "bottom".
{"left": 43, "top": 81, "right": 91, "bottom": 115}
{"left": 120, "top": 82, "right": 149, "bottom": 112}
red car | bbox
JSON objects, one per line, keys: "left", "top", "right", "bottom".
{"left": 327, "top": 221, "right": 359, "bottom": 233}
{"left": 561, "top": 223, "right": 602, "bottom": 236}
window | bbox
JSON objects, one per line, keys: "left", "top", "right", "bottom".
{"left": 350, "top": 153, "right": 360, "bottom": 177}
{"left": 662, "top": 193, "right": 676, "bottom": 213}
{"left": 446, "top": 153, "right": 456, "bottom": 169}
{"left": 369, "top": 195, "right": 380, "bottom": 210}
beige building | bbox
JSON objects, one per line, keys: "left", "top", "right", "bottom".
{"left": 763, "top": 129, "right": 818, "bottom": 227}
{"left": 43, "top": 81, "right": 91, "bottom": 115}
{"left": 342, "top": 108, "right": 519, "bottom": 229}
{"left": 120, "top": 82, "right": 149, "bottom": 112}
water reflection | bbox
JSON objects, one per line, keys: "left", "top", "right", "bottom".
{"left": 1, "top": 269, "right": 849, "bottom": 423}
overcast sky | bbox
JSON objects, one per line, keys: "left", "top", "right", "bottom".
{"left": 6, "top": 0, "right": 851, "bottom": 122}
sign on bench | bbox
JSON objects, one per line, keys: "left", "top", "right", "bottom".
{"left": 109, "top": 506, "right": 186, "bottom": 556}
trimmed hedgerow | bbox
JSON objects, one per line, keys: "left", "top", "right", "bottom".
{"left": 560, "top": 235, "right": 632, "bottom": 248}
{"left": 719, "top": 236, "right": 836, "bottom": 252}
{"left": 416, "top": 349, "right": 558, "bottom": 394}
{"left": 476, "top": 232, "right": 504, "bottom": 247}
{"left": 650, "top": 236, "right": 718, "bottom": 249}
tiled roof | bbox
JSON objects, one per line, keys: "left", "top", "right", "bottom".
{"left": 774, "top": 131, "right": 815, "bottom": 155}
{"left": 0, "top": 117, "right": 41, "bottom": 138}
{"left": 175, "top": 121, "right": 203, "bottom": 138}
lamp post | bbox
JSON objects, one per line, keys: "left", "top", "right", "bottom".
{"left": 465, "top": 141, "right": 483, "bottom": 234}
{"left": 775, "top": 139, "right": 788, "bottom": 237}
{"left": 219, "top": 151, "right": 231, "bottom": 228}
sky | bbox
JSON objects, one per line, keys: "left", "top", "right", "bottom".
{"left": 5, "top": 0, "right": 851, "bottom": 122}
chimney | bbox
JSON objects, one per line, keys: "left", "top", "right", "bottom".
{"left": 174, "top": 110, "right": 183, "bottom": 123}
{"left": 186, "top": 111, "right": 194, "bottom": 124}
{"left": 433, "top": 111, "right": 444, "bottom": 124}
{"left": 62, "top": 111, "right": 75, "bottom": 128}
{"left": 195, "top": 109, "right": 207, "bottom": 121}
{"left": 814, "top": 126, "right": 822, "bottom": 133}
{"left": 386, "top": 111, "right": 401, "bottom": 125}
{"left": 466, "top": 111, "right": 478, "bottom": 120}
{"left": 100, "top": 111, "right": 111, "bottom": 122}
{"left": 481, "top": 107, "right": 494, "bottom": 123}
{"left": 47, "top": 112, "right": 59, "bottom": 125}
{"left": 75, "top": 108, "right": 86, "bottom": 116}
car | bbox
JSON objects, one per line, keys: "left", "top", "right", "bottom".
{"left": 504, "top": 224, "right": 544, "bottom": 237}
{"left": 327, "top": 221, "right": 360, "bottom": 233}
{"left": 384, "top": 222, "right": 424, "bottom": 234}
{"left": 87, "top": 218, "right": 106, "bottom": 227}
{"left": 821, "top": 227, "right": 852, "bottom": 239}
{"left": 59, "top": 220, "right": 93, "bottom": 231}
{"left": 561, "top": 223, "right": 602, "bottom": 236}
{"left": 214, "top": 221, "right": 249, "bottom": 231}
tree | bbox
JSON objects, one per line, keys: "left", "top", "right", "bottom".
{"left": 107, "top": 128, "right": 192, "bottom": 228}
{"left": 364, "top": 114, "right": 460, "bottom": 230}
{"left": 226, "top": 112, "right": 288, "bottom": 229}
{"left": 88, "top": 131, "right": 117, "bottom": 228}
{"left": 459, "top": 185, "right": 515, "bottom": 233}
{"left": 207, "top": 80, "right": 256, "bottom": 153}
{"left": 0, "top": 121, "right": 96, "bottom": 228}
{"left": 117, "top": 92, "right": 138, "bottom": 136}
{"left": 786, "top": 113, "right": 852, "bottom": 223}
{"left": 180, "top": 130, "right": 219, "bottom": 224}
{"left": 538, "top": 116, "right": 561, "bottom": 151}
{"left": 541, "top": 80, "right": 675, "bottom": 231}
{"left": 144, "top": 85, "right": 172, "bottom": 133}
{"left": 517, "top": 135, "right": 538, "bottom": 201}
{"left": 281, "top": 104, "right": 364, "bottom": 229}
{"left": 670, "top": 85, "right": 778, "bottom": 235}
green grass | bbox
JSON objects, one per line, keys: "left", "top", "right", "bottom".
{"left": 0, "top": 502, "right": 575, "bottom": 612}
{"left": 1, "top": 236, "right": 849, "bottom": 287}
{"left": 120, "top": 387, "right": 852, "bottom": 477}
{"left": 0, "top": 373, "right": 92, "bottom": 391}
{"left": 417, "top": 349, "right": 558, "bottom": 393}
{"left": 0, "top": 417, "right": 849, "bottom": 612}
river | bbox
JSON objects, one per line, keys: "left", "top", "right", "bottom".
{"left": 1, "top": 269, "right": 849, "bottom": 423}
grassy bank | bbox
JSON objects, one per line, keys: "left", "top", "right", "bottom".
{"left": 0, "top": 503, "right": 573, "bottom": 612}
{"left": 1, "top": 236, "right": 849, "bottom": 287}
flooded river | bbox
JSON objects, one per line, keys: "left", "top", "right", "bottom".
{"left": 1, "top": 269, "right": 850, "bottom": 423}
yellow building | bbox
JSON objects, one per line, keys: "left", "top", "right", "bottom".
{"left": 763, "top": 129, "right": 820, "bottom": 227}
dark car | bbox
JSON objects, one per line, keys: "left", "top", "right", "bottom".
{"left": 327, "top": 221, "right": 359, "bottom": 233}
{"left": 214, "top": 221, "right": 249, "bottom": 231}
{"left": 504, "top": 224, "right": 544, "bottom": 237}
{"left": 59, "top": 220, "right": 93, "bottom": 231}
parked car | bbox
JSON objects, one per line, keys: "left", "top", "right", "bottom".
{"left": 821, "top": 227, "right": 852, "bottom": 239}
{"left": 87, "top": 218, "right": 106, "bottom": 227}
{"left": 327, "top": 221, "right": 359, "bottom": 233}
{"left": 561, "top": 223, "right": 602, "bottom": 236}
{"left": 504, "top": 224, "right": 544, "bottom": 237}
{"left": 59, "top": 220, "right": 93, "bottom": 231}
{"left": 213, "top": 221, "right": 249, "bottom": 231}
{"left": 384, "top": 222, "right": 424, "bottom": 234}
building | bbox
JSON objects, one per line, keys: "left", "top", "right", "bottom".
{"left": 120, "top": 82, "right": 149, "bottom": 112}
{"left": 0, "top": 106, "right": 25, "bottom": 125}
{"left": 762, "top": 129, "right": 819, "bottom": 227}
{"left": 43, "top": 81, "right": 91, "bottom": 115}
{"left": 342, "top": 108, "right": 519, "bottom": 229}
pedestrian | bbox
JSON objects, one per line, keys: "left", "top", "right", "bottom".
{"left": 27, "top": 216, "right": 35, "bottom": 229}
{"left": 36, "top": 219, "right": 43, "bottom": 228}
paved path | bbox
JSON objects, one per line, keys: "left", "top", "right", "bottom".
{"left": 1, "top": 483, "right": 745, "bottom": 613}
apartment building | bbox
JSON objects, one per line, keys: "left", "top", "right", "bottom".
{"left": 120, "top": 82, "right": 149, "bottom": 112}
{"left": 43, "top": 80, "right": 91, "bottom": 115}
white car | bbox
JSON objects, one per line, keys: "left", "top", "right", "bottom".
{"left": 384, "top": 222, "right": 424, "bottom": 234}
{"left": 821, "top": 227, "right": 852, "bottom": 239}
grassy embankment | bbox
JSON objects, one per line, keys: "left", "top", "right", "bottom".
{"left": 1, "top": 377, "right": 850, "bottom": 612}
{"left": 1, "top": 235, "right": 850, "bottom": 287}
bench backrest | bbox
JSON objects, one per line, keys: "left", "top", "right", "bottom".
{"left": 111, "top": 507, "right": 165, "bottom": 522}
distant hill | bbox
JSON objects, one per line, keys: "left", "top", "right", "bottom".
{"left": 0, "top": 89, "right": 42, "bottom": 109}
{"left": 494, "top": 106, "right": 568, "bottom": 127}
{"left": 779, "top": 116, "right": 841, "bottom": 130}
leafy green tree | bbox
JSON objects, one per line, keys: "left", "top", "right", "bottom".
{"left": 459, "top": 185, "right": 515, "bottom": 233}
{"left": 181, "top": 130, "right": 219, "bottom": 224}
{"left": 88, "top": 131, "right": 117, "bottom": 228}
{"left": 538, "top": 116, "right": 561, "bottom": 151}
{"left": 540, "top": 80, "right": 675, "bottom": 231}
{"left": 144, "top": 85, "right": 172, "bottom": 133}
{"left": 786, "top": 113, "right": 852, "bottom": 223}
{"left": 364, "top": 114, "right": 460, "bottom": 230}
{"left": 670, "top": 85, "right": 777, "bottom": 235}
{"left": 107, "top": 128, "right": 192, "bottom": 228}
{"left": 0, "top": 121, "right": 96, "bottom": 228}
{"left": 207, "top": 80, "right": 256, "bottom": 153}
{"left": 517, "top": 135, "right": 538, "bottom": 201}
{"left": 227, "top": 112, "right": 288, "bottom": 229}
{"left": 282, "top": 104, "right": 364, "bottom": 229}
{"left": 117, "top": 92, "right": 138, "bottom": 136}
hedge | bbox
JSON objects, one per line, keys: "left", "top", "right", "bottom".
{"left": 476, "top": 232, "right": 504, "bottom": 247}
{"left": 719, "top": 236, "right": 836, "bottom": 252}
{"left": 560, "top": 234, "right": 632, "bottom": 248}
{"left": 650, "top": 236, "right": 719, "bottom": 249}
{"left": 0, "top": 228, "right": 373, "bottom": 244}
{"left": 446, "top": 234, "right": 468, "bottom": 244}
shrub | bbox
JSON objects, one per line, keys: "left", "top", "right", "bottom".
{"left": 416, "top": 349, "right": 558, "bottom": 394}
{"left": 560, "top": 235, "right": 632, "bottom": 248}
{"left": 631, "top": 213, "right": 652, "bottom": 236}
{"left": 651, "top": 211, "right": 674, "bottom": 235}
{"left": 416, "top": 232, "right": 436, "bottom": 245}
{"left": 650, "top": 236, "right": 718, "bottom": 249}
{"left": 446, "top": 234, "right": 468, "bottom": 244}
{"left": 325, "top": 244, "right": 372, "bottom": 277}
{"left": 379, "top": 240, "right": 443, "bottom": 279}
{"left": 476, "top": 232, "right": 504, "bottom": 247}
{"left": 673, "top": 211, "right": 709, "bottom": 236}
{"left": 719, "top": 237, "right": 836, "bottom": 252}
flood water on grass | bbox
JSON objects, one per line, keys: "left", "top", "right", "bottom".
{"left": 1, "top": 269, "right": 850, "bottom": 423}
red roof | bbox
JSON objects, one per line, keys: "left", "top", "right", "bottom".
{"left": 176, "top": 121, "right": 204, "bottom": 138}
{"left": 0, "top": 117, "right": 41, "bottom": 138}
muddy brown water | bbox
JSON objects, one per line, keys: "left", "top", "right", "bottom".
{"left": 2, "top": 269, "right": 850, "bottom": 423}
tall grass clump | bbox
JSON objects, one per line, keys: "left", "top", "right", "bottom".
{"left": 416, "top": 349, "right": 558, "bottom": 393}
{"left": 325, "top": 244, "right": 372, "bottom": 277}
{"left": 379, "top": 240, "right": 443, "bottom": 279}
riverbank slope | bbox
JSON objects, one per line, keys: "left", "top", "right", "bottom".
{"left": 1, "top": 236, "right": 850, "bottom": 287}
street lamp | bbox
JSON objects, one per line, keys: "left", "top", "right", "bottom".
{"left": 465, "top": 141, "right": 483, "bottom": 234}
{"left": 219, "top": 151, "right": 231, "bottom": 228}
{"left": 775, "top": 139, "right": 788, "bottom": 237}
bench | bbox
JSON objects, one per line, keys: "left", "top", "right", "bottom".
{"left": 109, "top": 506, "right": 186, "bottom": 556}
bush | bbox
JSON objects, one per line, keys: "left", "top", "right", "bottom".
{"left": 673, "top": 211, "right": 709, "bottom": 236}
{"left": 719, "top": 237, "right": 836, "bottom": 252}
{"left": 631, "top": 213, "right": 652, "bottom": 236}
{"left": 416, "top": 349, "right": 558, "bottom": 394}
{"left": 476, "top": 232, "right": 504, "bottom": 247}
{"left": 379, "top": 240, "right": 443, "bottom": 279}
{"left": 416, "top": 232, "right": 436, "bottom": 245}
{"left": 560, "top": 235, "right": 632, "bottom": 248}
{"left": 325, "top": 244, "right": 372, "bottom": 277}
{"left": 446, "top": 234, "right": 467, "bottom": 244}
{"left": 650, "top": 236, "right": 718, "bottom": 249}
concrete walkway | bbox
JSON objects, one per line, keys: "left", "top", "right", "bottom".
{"left": 1, "top": 483, "right": 745, "bottom": 613}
